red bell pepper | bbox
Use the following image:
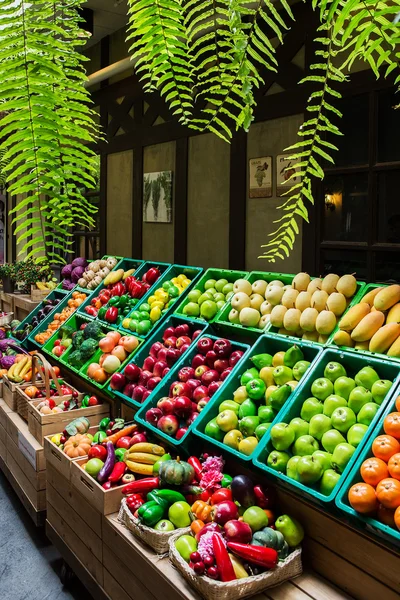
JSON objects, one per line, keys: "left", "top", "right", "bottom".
{"left": 227, "top": 543, "right": 278, "bottom": 569}
{"left": 105, "top": 306, "right": 119, "bottom": 323}
{"left": 145, "top": 267, "right": 161, "bottom": 285}
{"left": 212, "top": 534, "right": 236, "bottom": 582}
{"left": 108, "top": 462, "right": 126, "bottom": 483}
{"left": 122, "top": 476, "right": 159, "bottom": 496}
{"left": 253, "top": 485, "right": 274, "bottom": 509}
{"left": 130, "top": 280, "right": 144, "bottom": 298}
{"left": 85, "top": 306, "right": 98, "bottom": 317}
{"left": 126, "top": 493, "right": 145, "bottom": 512}
{"left": 210, "top": 488, "right": 232, "bottom": 505}
{"left": 111, "top": 282, "right": 125, "bottom": 297}
{"left": 187, "top": 456, "right": 203, "bottom": 480}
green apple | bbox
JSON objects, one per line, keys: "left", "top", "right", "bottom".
{"left": 216, "top": 300, "right": 225, "bottom": 310}
{"left": 283, "top": 346, "right": 304, "bottom": 368}
{"left": 238, "top": 399, "right": 257, "bottom": 418}
{"left": 289, "top": 417, "right": 309, "bottom": 440}
{"left": 348, "top": 386, "right": 373, "bottom": 414}
{"left": 255, "top": 423, "right": 272, "bottom": 440}
{"left": 219, "top": 400, "right": 240, "bottom": 415}
{"left": 355, "top": 366, "right": 380, "bottom": 390}
{"left": 241, "top": 368, "right": 259, "bottom": 386}
{"left": 188, "top": 289, "right": 202, "bottom": 303}
{"left": 214, "top": 292, "right": 226, "bottom": 303}
{"left": 270, "top": 422, "right": 295, "bottom": 451}
{"left": 273, "top": 365, "right": 293, "bottom": 385}
{"left": 222, "top": 282, "right": 234, "bottom": 296}
{"left": 269, "top": 384, "right": 291, "bottom": 411}
{"left": 200, "top": 300, "right": 218, "bottom": 320}
{"left": 204, "top": 278, "right": 217, "bottom": 290}
{"left": 154, "top": 519, "right": 175, "bottom": 532}
{"left": 331, "top": 407, "right": 356, "bottom": 433}
{"left": 215, "top": 278, "right": 228, "bottom": 292}
{"left": 321, "top": 429, "right": 346, "bottom": 453}
{"left": 198, "top": 292, "right": 212, "bottom": 305}
{"left": 347, "top": 423, "right": 368, "bottom": 447}
{"left": 243, "top": 506, "right": 269, "bottom": 532}
{"left": 239, "top": 416, "right": 260, "bottom": 437}
{"left": 292, "top": 361, "right": 311, "bottom": 381}
{"left": 292, "top": 434, "right": 319, "bottom": 456}
{"left": 324, "top": 361, "right": 347, "bottom": 383}
{"left": 300, "top": 397, "right": 323, "bottom": 422}
{"left": 286, "top": 456, "right": 301, "bottom": 481}
{"left": 175, "top": 535, "right": 198, "bottom": 562}
{"left": 223, "top": 429, "right": 243, "bottom": 449}
{"left": 259, "top": 405, "right": 275, "bottom": 423}
{"left": 312, "top": 450, "right": 332, "bottom": 471}
{"left": 311, "top": 378, "right": 334, "bottom": 400}
{"left": 357, "top": 402, "right": 379, "bottom": 426}
{"left": 85, "top": 458, "right": 104, "bottom": 478}
{"left": 205, "top": 418, "right": 225, "bottom": 441}
{"left": 267, "top": 450, "right": 290, "bottom": 472}
{"left": 331, "top": 442, "right": 356, "bottom": 473}
{"left": 216, "top": 410, "right": 238, "bottom": 432}
{"left": 371, "top": 379, "right": 393, "bottom": 405}
{"left": 275, "top": 515, "right": 304, "bottom": 547}
{"left": 334, "top": 376, "right": 356, "bottom": 400}
{"left": 183, "top": 302, "right": 200, "bottom": 317}
{"left": 320, "top": 469, "right": 341, "bottom": 496}
{"left": 309, "top": 414, "right": 332, "bottom": 440}
{"left": 297, "top": 455, "right": 324, "bottom": 484}
{"left": 233, "top": 386, "right": 248, "bottom": 404}
{"left": 323, "top": 394, "right": 348, "bottom": 417}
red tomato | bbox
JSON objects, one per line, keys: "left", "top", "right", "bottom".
{"left": 88, "top": 445, "right": 107, "bottom": 461}
{"left": 116, "top": 436, "right": 132, "bottom": 449}
{"left": 54, "top": 339, "right": 61, "bottom": 347}
{"left": 88, "top": 396, "right": 99, "bottom": 406}
{"left": 210, "top": 488, "right": 232, "bottom": 505}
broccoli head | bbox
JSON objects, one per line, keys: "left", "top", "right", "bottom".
{"left": 72, "top": 330, "right": 85, "bottom": 349}
{"left": 80, "top": 338, "right": 98, "bottom": 359}
{"left": 83, "top": 321, "right": 103, "bottom": 340}
{"left": 68, "top": 350, "right": 84, "bottom": 368}
{"left": 60, "top": 324, "right": 75, "bottom": 341}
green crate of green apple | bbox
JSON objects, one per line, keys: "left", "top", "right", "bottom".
{"left": 264, "top": 362, "right": 394, "bottom": 497}
{"left": 204, "top": 345, "right": 312, "bottom": 456}
{"left": 182, "top": 277, "right": 234, "bottom": 321}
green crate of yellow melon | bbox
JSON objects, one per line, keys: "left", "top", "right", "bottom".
{"left": 328, "top": 283, "right": 400, "bottom": 361}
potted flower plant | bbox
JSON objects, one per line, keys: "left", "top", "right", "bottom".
{"left": 0, "top": 263, "right": 17, "bottom": 293}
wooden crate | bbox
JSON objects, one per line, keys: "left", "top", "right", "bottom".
{"left": 0, "top": 455, "right": 45, "bottom": 526}
{"left": 6, "top": 411, "right": 45, "bottom": 471}
{"left": 0, "top": 398, "right": 12, "bottom": 431}
{"left": 0, "top": 291, "right": 13, "bottom": 313}
{"left": 15, "top": 381, "right": 81, "bottom": 421}
{"left": 3, "top": 376, "right": 38, "bottom": 411}
{"left": 44, "top": 425, "right": 99, "bottom": 481}
{"left": 6, "top": 435, "right": 46, "bottom": 491}
{"left": 14, "top": 294, "right": 40, "bottom": 321}
{"left": 6, "top": 433, "right": 46, "bottom": 511}
{"left": 71, "top": 458, "right": 124, "bottom": 515}
{"left": 30, "top": 286, "right": 50, "bottom": 302}
{"left": 28, "top": 399, "right": 109, "bottom": 445}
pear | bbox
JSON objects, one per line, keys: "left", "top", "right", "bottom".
{"left": 228, "top": 308, "right": 240, "bottom": 324}
{"left": 282, "top": 288, "right": 299, "bottom": 309}
{"left": 326, "top": 292, "right": 347, "bottom": 316}
{"left": 258, "top": 315, "right": 270, "bottom": 329}
{"left": 302, "top": 331, "right": 319, "bottom": 342}
{"left": 316, "top": 310, "right": 336, "bottom": 335}
{"left": 311, "top": 290, "right": 329, "bottom": 312}
{"left": 284, "top": 345, "right": 304, "bottom": 368}
{"left": 270, "top": 305, "right": 288, "bottom": 328}
{"left": 260, "top": 301, "right": 273, "bottom": 315}
{"left": 267, "top": 279, "right": 284, "bottom": 289}
{"left": 295, "top": 291, "right": 312, "bottom": 312}
{"left": 231, "top": 292, "right": 251, "bottom": 311}
{"left": 265, "top": 285, "right": 284, "bottom": 306}
{"left": 283, "top": 308, "right": 301, "bottom": 332}
{"left": 307, "top": 278, "right": 323, "bottom": 295}
{"left": 233, "top": 279, "right": 252, "bottom": 295}
{"left": 318, "top": 334, "right": 329, "bottom": 344}
{"left": 292, "top": 272, "right": 311, "bottom": 292}
{"left": 300, "top": 307, "right": 318, "bottom": 332}
{"left": 336, "top": 274, "right": 357, "bottom": 298}
{"left": 333, "top": 330, "right": 354, "bottom": 347}
{"left": 275, "top": 515, "right": 304, "bottom": 547}
{"left": 321, "top": 274, "right": 340, "bottom": 295}
{"left": 250, "top": 293, "right": 264, "bottom": 311}
{"left": 252, "top": 279, "right": 268, "bottom": 296}
{"left": 279, "top": 328, "right": 291, "bottom": 336}
{"left": 239, "top": 307, "right": 260, "bottom": 327}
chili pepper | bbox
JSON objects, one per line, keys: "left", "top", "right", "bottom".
{"left": 98, "top": 306, "right": 107, "bottom": 320}
{"left": 221, "top": 474, "right": 233, "bottom": 488}
{"left": 137, "top": 501, "right": 166, "bottom": 527}
{"left": 115, "top": 448, "right": 128, "bottom": 462}
{"left": 253, "top": 485, "right": 273, "bottom": 509}
{"left": 122, "top": 476, "right": 159, "bottom": 496}
{"left": 108, "top": 462, "right": 126, "bottom": 483}
{"left": 99, "top": 417, "right": 111, "bottom": 432}
{"left": 210, "top": 488, "right": 232, "bottom": 505}
{"left": 105, "top": 307, "right": 119, "bottom": 324}
{"left": 85, "top": 306, "right": 98, "bottom": 317}
{"left": 226, "top": 543, "right": 278, "bottom": 569}
{"left": 147, "top": 489, "right": 186, "bottom": 505}
{"left": 81, "top": 395, "right": 89, "bottom": 408}
{"left": 213, "top": 534, "right": 236, "bottom": 582}
{"left": 187, "top": 456, "right": 203, "bottom": 480}
{"left": 191, "top": 500, "right": 214, "bottom": 522}
{"left": 126, "top": 493, "right": 145, "bottom": 512}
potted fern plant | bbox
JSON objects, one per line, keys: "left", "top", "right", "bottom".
{"left": 0, "top": 263, "right": 17, "bottom": 294}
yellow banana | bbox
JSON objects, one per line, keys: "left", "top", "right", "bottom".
{"left": 14, "top": 357, "right": 28, "bottom": 377}
{"left": 125, "top": 460, "right": 154, "bottom": 475}
{"left": 228, "top": 554, "right": 248, "bottom": 579}
{"left": 126, "top": 452, "right": 159, "bottom": 465}
{"left": 7, "top": 363, "right": 17, "bottom": 378}
{"left": 19, "top": 358, "right": 32, "bottom": 378}
{"left": 129, "top": 443, "right": 165, "bottom": 455}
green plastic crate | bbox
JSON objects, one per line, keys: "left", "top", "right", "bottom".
{"left": 216, "top": 271, "right": 293, "bottom": 335}
{"left": 119, "top": 264, "right": 203, "bottom": 339}
{"left": 193, "top": 334, "right": 323, "bottom": 462}
{"left": 27, "top": 287, "right": 91, "bottom": 349}
{"left": 252, "top": 347, "right": 400, "bottom": 505}
{"left": 77, "top": 258, "right": 151, "bottom": 319}
{"left": 11, "top": 290, "right": 68, "bottom": 343}
{"left": 42, "top": 313, "right": 92, "bottom": 369}
{"left": 174, "top": 268, "right": 248, "bottom": 323}
{"left": 111, "top": 314, "right": 210, "bottom": 409}
{"left": 134, "top": 333, "right": 250, "bottom": 448}
{"left": 336, "top": 391, "right": 400, "bottom": 547}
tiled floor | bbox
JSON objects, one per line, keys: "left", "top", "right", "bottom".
{"left": 0, "top": 470, "right": 92, "bottom": 600}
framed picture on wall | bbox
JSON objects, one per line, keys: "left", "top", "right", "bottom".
{"left": 276, "top": 154, "right": 300, "bottom": 196}
{"left": 249, "top": 156, "right": 272, "bottom": 198}
{"left": 143, "top": 171, "right": 173, "bottom": 223}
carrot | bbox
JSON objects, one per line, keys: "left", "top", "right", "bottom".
{"left": 104, "top": 424, "right": 138, "bottom": 444}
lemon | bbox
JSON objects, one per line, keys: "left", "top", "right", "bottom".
{"left": 148, "top": 295, "right": 157, "bottom": 305}
{"left": 122, "top": 318, "right": 131, "bottom": 329}
{"left": 150, "top": 300, "right": 164, "bottom": 309}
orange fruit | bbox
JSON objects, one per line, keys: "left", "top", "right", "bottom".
{"left": 372, "top": 435, "right": 400, "bottom": 462}
{"left": 348, "top": 482, "right": 378, "bottom": 514}
{"left": 395, "top": 506, "right": 400, "bottom": 531}
{"left": 384, "top": 412, "right": 400, "bottom": 440}
{"left": 263, "top": 509, "right": 275, "bottom": 524}
{"left": 376, "top": 478, "right": 400, "bottom": 509}
{"left": 360, "top": 457, "right": 389, "bottom": 486}
{"left": 395, "top": 396, "right": 400, "bottom": 412}
{"left": 388, "top": 453, "right": 400, "bottom": 481}
{"left": 377, "top": 504, "right": 396, "bottom": 527}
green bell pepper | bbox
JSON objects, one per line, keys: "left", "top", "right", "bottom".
{"left": 108, "top": 296, "right": 120, "bottom": 307}
{"left": 118, "top": 295, "right": 129, "bottom": 307}
{"left": 221, "top": 474, "right": 233, "bottom": 488}
{"left": 93, "top": 430, "right": 107, "bottom": 444}
{"left": 81, "top": 395, "right": 89, "bottom": 408}
{"left": 137, "top": 500, "right": 166, "bottom": 527}
{"left": 99, "top": 417, "right": 110, "bottom": 432}
{"left": 98, "top": 306, "right": 107, "bottom": 320}
{"left": 147, "top": 489, "right": 186, "bottom": 506}
{"left": 115, "top": 448, "right": 127, "bottom": 462}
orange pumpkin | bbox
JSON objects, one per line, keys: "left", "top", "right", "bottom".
{"left": 63, "top": 434, "right": 92, "bottom": 458}
{"left": 348, "top": 482, "right": 378, "bottom": 514}
{"left": 376, "top": 478, "right": 400, "bottom": 509}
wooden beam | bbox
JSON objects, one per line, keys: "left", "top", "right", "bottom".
{"left": 99, "top": 154, "right": 107, "bottom": 257}
{"left": 174, "top": 138, "right": 188, "bottom": 264}
{"left": 229, "top": 130, "right": 247, "bottom": 270}
{"left": 106, "top": 96, "right": 135, "bottom": 138}
{"left": 132, "top": 147, "right": 143, "bottom": 258}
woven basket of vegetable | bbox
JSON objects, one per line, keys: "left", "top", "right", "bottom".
{"left": 168, "top": 528, "right": 302, "bottom": 600}
{"left": 119, "top": 498, "right": 183, "bottom": 555}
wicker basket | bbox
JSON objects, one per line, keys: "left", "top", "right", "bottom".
{"left": 168, "top": 529, "right": 303, "bottom": 600}
{"left": 118, "top": 498, "right": 183, "bottom": 555}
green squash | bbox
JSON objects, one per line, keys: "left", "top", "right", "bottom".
{"left": 252, "top": 527, "right": 286, "bottom": 552}
{"left": 278, "top": 540, "right": 290, "bottom": 560}
{"left": 158, "top": 459, "right": 195, "bottom": 486}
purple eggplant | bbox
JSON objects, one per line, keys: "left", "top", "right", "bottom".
{"left": 97, "top": 441, "right": 115, "bottom": 483}
{"left": 231, "top": 474, "right": 255, "bottom": 508}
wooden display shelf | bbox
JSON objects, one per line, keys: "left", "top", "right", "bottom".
{"left": 13, "top": 294, "right": 41, "bottom": 321}
{"left": 0, "top": 454, "right": 45, "bottom": 526}
{"left": 0, "top": 291, "right": 14, "bottom": 313}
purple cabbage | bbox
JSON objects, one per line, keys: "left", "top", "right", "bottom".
{"left": 61, "top": 264, "right": 74, "bottom": 279}
{"left": 0, "top": 329, "right": 6, "bottom": 340}
{"left": 71, "top": 266, "right": 85, "bottom": 283}
{"left": 71, "top": 257, "right": 88, "bottom": 269}
{"left": 62, "top": 279, "right": 75, "bottom": 291}
{"left": 1, "top": 355, "right": 16, "bottom": 370}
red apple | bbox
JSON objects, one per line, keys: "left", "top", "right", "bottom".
{"left": 110, "top": 372, "right": 127, "bottom": 391}
{"left": 178, "top": 366, "right": 195, "bottom": 382}
{"left": 176, "top": 427, "right": 188, "bottom": 440}
{"left": 208, "top": 380, "right": 223, "bottom": 396}
{"left": 166, "top": 348, "right": 180, "bottom": 367}
{"left": 162, "top": 326, "right": 176, "bottom": 340}
{"left": 124, "top": 363, "right": 141, "bottom": 381}
{"left": 175, "top": 323, "right": 190, "bottom": 337}
{"left": 142, "top": 390, "right": 151, "bottom": 402}
{"left": 221, "top": 367, "right": 233, "bottom": 381}
{"left": 201, "top": 369, "right": 220, "bottom": 385}
{"left": 213, "top": 501, "right": 239, "bottom": 525}
{"left": 186, "top": 378, "right": 201, "bottom": 394}
{"left": 164, "top": 336, "right": 177, "bottom": 348}
{"left": 129, "top": 432, "right": 147, "bottom": 446}
{"left": 157, "top": 348, "right": 168, "bottom": 362}
{"left": 214, "top": 359, "right": 229, "bottom": 373}
{"left": 157, "top": 397, "right": 175, "bottom": 414}
{"left": 195, "top": 365, "right": 210, "bottom": 379}
{"left": 191, "top": 354, "right": 206, "bottom": 369}
{"left": 213, "top": 338, "right": 232, "bottom": 358}
{"left": 116, "top": 436, "right": 132, "bottom": 449}
{"left": 193, "top": 385, "right": 209, "bottom": 402}
{"left": 186, "top": 411, "right": 199, "bottom": 425}
{"left": 150, "top": 341, "right": 164, "bottom": 358}
{"left": 176, "top": 335, "right": 191, "bottom": 349}
{"left": 192, "top": 329, "right": 202, "bottom": 340}
{"left": 157, "top": 414, "right": 179, "bottom": 436}
{"left": 173, "top": 395, "right": 192, "bottom": 418}
{"left": 132, "top": 385, "right": 147, "bottom": 403}
{"left": 198, "top": 397, "right": 210, "bottom": 411}
{"left": 88, "top": 445, "right": 107, "bottom": 461}
{"left": 162, "top": 367, "right": 170, "bottom": 377}
{"left": 88, "top": 396, "right": 99, "bottom": 406}
{"left": 139, "top": 370, "right": 152, "bottom": 386}
{"left": 179, "top": 343, "right": 190, "bottom": 354}
{"left": 147, "top": 376, "right": 162, "bottom": 390}
{"left": 223, "top": 520, "right": 252, "bottom": 543}
{"left": 123, "top": 383, "right": 135, "bottom": 397}
{"left": 205, "top": 350, "right": 218, "bottom": 368}
{"left": 153, "top": 360, "right": 168, "bottom": 378}
{"left": 229, "top": 350, "right": 244, "bottom": 367}
{"left": 145, "top": 407, "right": 163, "bottom": 425}
{"left": 143, "top": 356, "right": 156, "bottom": 372}
{"left": 197, "top": 337, "right": 213, "bottom": 355}
{"left": 170, "top": 381, "right": 191, "bottom": 398}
